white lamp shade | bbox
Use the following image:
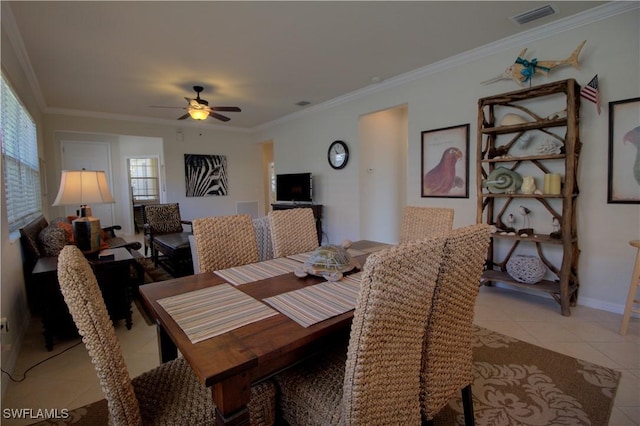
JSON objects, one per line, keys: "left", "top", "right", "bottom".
{"left": 52, "top": 170, "right": 115, "bottom": 206}
{"left": 188, "top": 108, "right": 209, "bottom": 120}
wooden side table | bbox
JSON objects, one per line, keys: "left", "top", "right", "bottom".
{"left": 32, "top": 256, "right": 78, "bottom": 351}
{"left": 32, "top": 247, "right": 141, "bottom": 350}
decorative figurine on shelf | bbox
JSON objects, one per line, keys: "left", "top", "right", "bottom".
{"left": 481, "top": 40, "right": 586, "bottom": 86}
{"left": 550, "top": 217, "right": 562, "bottom": 239}
{"left": 518, "top": 206, "right": 533, "bottom": 236}
{"left": 521, "top": 176, "right": 536, "bottom": 194}
{"left": 483, "top": 167, "right": 523, "bottom": 194}
{"left": 536, "top": 138, "right": 563, "bottom": 155}
{"left": 496, "top": 214, "right": 517, "bottom": 236}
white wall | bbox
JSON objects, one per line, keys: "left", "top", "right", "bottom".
{"left": 256, "top": 9, "right": 640, "bottom": 313}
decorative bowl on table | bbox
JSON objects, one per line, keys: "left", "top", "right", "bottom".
{"left": 294, "top": 240, "right": 361, "bottom": 282}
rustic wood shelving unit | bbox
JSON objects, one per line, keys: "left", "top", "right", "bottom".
{"left": 476, "top": 79, "right": 581, "bottom": 316}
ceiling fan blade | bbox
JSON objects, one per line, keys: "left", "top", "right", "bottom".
{"left": 150, "top": 105, "right": 186, "bottom": 109}
{"left": 210, "top": 106, "right": 241, "bottom": 112}
{"left": 177, "top": 113, "right": 190, "bottom": 120}
{"left": 209, "top": 112, "right": 231, "bottom": 122}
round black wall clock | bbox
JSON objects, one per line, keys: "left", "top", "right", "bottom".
{"left": 328, "top": 140, "right": 349, "bottom": 169}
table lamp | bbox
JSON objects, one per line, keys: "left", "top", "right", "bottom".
{"left": 52, "top": 169, "right": 115, "bottom": 254}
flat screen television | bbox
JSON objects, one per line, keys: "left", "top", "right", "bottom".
{"left": 276, "top": 173, "right": 313, "bottom": 203}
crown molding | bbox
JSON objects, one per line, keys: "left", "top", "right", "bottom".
{"left": 255, "top": 1, "right": 638, "bottom": 132}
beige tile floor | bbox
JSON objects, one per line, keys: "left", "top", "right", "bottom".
{"left": 1, "top": 285, "right": 638, "bottom": 425}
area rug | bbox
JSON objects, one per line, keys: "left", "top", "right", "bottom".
{"left": 28, "top": 327, "right": 620, "bottom": 426}
{"left": 132, "top": 257, "right": 176, "bottom": 326}
{"left": 139, "top": 257, "right": 174, "bottom": 284}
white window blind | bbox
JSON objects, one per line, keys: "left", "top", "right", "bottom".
{"left": 1, "top": 74, "right": 41, "bottom": 233}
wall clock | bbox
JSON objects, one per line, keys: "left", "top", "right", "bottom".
{"left": 328, "top": 140, "right": 349, "bottom": 169}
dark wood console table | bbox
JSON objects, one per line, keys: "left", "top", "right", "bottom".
{"left": 271, "top": 203, "right": 323, "bottom": 244}
{"left": 32, "top": 247, "right": 141, "bottom": 350}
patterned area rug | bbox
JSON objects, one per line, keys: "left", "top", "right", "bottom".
{"left": 433, "top": 326, "right": 620, "bottom": 425}
{"left": 28, "top": 325, "right": 619, "bottom": 426}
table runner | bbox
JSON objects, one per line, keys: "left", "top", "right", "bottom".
{"left": 287, "top": 248, "right": 367, "bottom": 263}
{"left": 214, "top": 257, "right": 303, "bottom": 286}
{"left": 157, "top": 284, "right": 278, "bottom": 343}
{"left": 264, "top": 272, "right": 362, "bottom": 328}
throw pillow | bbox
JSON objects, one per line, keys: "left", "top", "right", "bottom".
{"left": 56, "top": 221, "right": 74, "bottom": 244}
{"left": 38, "top": 225, "right": 69, "bottom": 256}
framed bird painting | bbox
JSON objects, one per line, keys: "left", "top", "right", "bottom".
{"left": 421, "top": 123, "right": 469, "bottom": 198}
{"left": 607, "top": 97, "right": 640, "bottom": 204}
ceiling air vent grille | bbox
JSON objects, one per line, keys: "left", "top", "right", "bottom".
{"left": 511, "top": 4, "right": 557, "bottom": 25}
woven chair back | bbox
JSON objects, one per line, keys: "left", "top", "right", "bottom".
{"left": 268, "top": 208, "right": 318, "bottom": 258}
{"left": 399, "top": 206, "right": 454, "bottom": 243}
{"left": 420, "top": 224, "right": 491, "bottom": 420}
{"left": 192, "top": 214, "right": 259, "bottom": 272}
{"left": 343, "top": 236, "right": 446, "bottom": 425}
{"left": 57, "top": 245, "right": 142, "bottom": 425}
{"left": 144, "top": 203, "right": 184, "bottom": 234}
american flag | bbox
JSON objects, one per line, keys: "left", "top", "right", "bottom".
{"left": 580, "top": 74, "right": 601, "bottom": 115}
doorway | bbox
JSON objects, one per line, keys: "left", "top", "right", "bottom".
{"left": 358, "top": 105, "right": 408, "bottom": 243}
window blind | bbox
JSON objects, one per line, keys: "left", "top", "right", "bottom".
{"left": 129, "top": 158, "right": 159, "bottom": 203}
{"left": 1, "top": 74, "right": 41, "bottom": 233}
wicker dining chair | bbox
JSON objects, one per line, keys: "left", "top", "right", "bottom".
{"left": 420, "top": 224, "right": 491, "bottom": 426}
{"left": 268, "top": 208, "right": 319, "bottom": 258}
{"left": 399, "top": 206, "right": 455, "bottom": 243}
{"left": 192, "top": 214, "right": 259, "bottom": 273}
{"left": 275, "top": 236, "right": 447, "bottom": 425}
{"left": 57, "top": 245, "right": 276, "bottom": 426}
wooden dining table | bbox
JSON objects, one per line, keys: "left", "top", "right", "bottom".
{"left": 139, "top": 240, "right": 387, "bottom": 425}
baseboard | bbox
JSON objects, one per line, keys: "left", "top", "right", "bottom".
{"left": 493, "top": 282, "right": 637, "bottom": 318}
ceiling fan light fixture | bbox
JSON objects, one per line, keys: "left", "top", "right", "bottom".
{"left": 188, "top": 108, "right": 209, "bottom": 120}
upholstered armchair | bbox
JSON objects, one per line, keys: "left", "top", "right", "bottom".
{"left": 142, "top": 203, "right": 193, "bottom": 276}
{"left": 142, "top": 203, "right": 191, "bottom": 256}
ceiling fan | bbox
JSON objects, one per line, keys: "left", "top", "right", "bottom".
{"left": 151, "top": 86, "right": 241, "bottom": 122}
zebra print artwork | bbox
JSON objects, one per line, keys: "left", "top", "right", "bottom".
{"left": 184, "top": 154, "right": 228, "bottom": 197}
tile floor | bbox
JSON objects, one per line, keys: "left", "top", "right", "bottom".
{"left": 1, "top": 285, "right": 638, "bottom": 425}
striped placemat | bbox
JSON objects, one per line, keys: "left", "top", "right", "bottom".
{"left": 263, "top": 272, "right": 363, "bottom": 328}
{"left": 157, "top": 284, "right": 278, "bottom": 343}
{"left": 214, "top": 257, "right": 303, "bottom": 286}
{"left": 287, "top": 248, "right": 367, "bottom": 263}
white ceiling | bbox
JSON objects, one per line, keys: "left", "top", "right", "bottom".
{"left": 4, "top": 1, "right": 610, "bottom": 130}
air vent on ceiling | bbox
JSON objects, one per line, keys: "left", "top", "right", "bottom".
{"left": 511, "top": 4, "right": 557, "bottom": 25}
{"left": 295, "top": 101, "right": 311, "bottom": 106}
